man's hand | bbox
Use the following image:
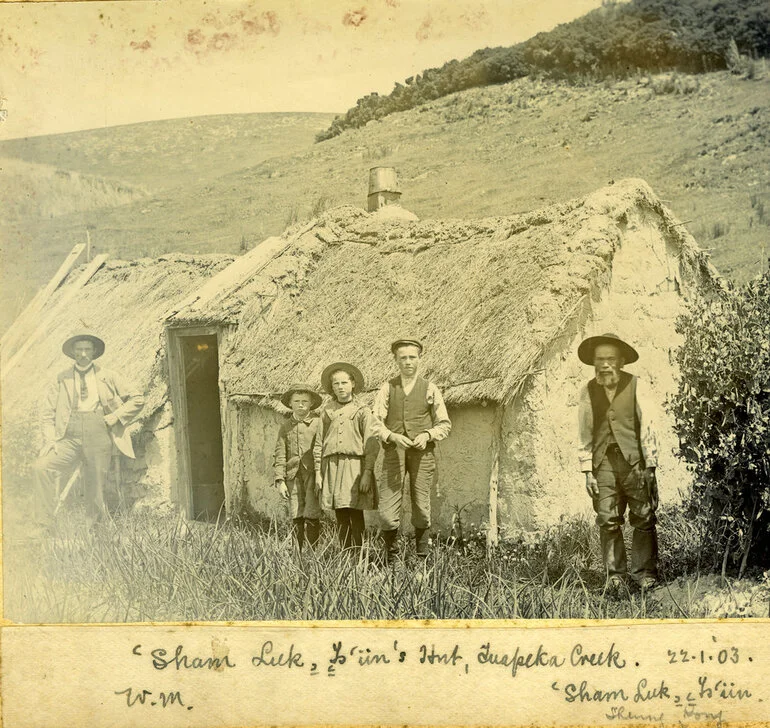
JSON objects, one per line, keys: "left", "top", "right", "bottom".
{"left": 389, "top": 433, "right": 414, "bottom": 449}
{"left": 276, "top": 480, "right": 289, "bottom": 500}
{"left": 643, "top": 467, "right": 659, "bottom": 510}
{"left": 411, "top": 432, "right": 430, "bottom": 451}
{"left": 39, "top": 441, "right": 56, "bottom": 458}
{"left": 359, "top": 470, "right": 373, "bottom": 494}
{"left": 585, "top": 472, "right": 599, "bottom": 499}
{"left": 315, "top": 471, "right": 323, "bottom": 499}
{"left": 103, "top": 412, "right": 119, "bottom": 428}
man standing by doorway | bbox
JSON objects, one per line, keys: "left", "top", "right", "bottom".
{"left": 373, "top": 339, "right": 451, "bottom": 562}
{"left": 577, "top": 333, "right": 659, "bottom": 591}
{"left": 32, "top": 332, "right": 145, "bottom": 530}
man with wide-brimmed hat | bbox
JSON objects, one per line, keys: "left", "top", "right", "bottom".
{"left": 577, "top": 332, "right": 659, "bottom": 590}
{"left": 372, "top": 339, "right": 451, "bottom": 562}
{"left": 273, "top": 382, "right": 323, "bottom": 550}
{"left": 32, "top": 332, "right": 145, "bottom": 529}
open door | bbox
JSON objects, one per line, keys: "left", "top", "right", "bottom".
{"left": 167, "top": 328, "right": 225, "bottom": 521}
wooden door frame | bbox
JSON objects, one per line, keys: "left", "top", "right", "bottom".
{"left": 165, "top": 325, "right": 224, "bottom": 520}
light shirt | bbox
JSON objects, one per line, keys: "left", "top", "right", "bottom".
{"left": 372, "top": 377, "right": 452, "bottom": 444}
{"left": 74, "top": 365, "right": 100, "bottom": 412}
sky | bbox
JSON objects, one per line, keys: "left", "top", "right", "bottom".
{"left": 0, "top": 0, "right": 603, "bottom": 139}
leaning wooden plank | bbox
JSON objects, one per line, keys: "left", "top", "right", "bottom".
{"left": 2, "top": 254, "right": 109, "bottom": 375}
{"left": 165, "top": 222, "right": 316, "bottom": 322}
{"left": 486, "top": 405, "right": 504, "bottom": 552}
{"left": 1, "top": 243, "right": 87, "bottom": 356}
{"left": 54, "top": 465, "right": 81, "bottom": 515}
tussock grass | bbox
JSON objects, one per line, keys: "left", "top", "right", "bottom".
{"left": 4, "top": 505, "right": 730, "bottom": 624}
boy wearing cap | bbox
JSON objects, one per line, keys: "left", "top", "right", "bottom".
{"left": 33, "top": 332, "right": 145, "bottom": 529}
{"left": 372, "top": 339, "right": 451, "bottom": 561}
{"left": 273, "top": 383, "right": 323, "bottom": 551}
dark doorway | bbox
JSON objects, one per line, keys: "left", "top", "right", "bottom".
{"left": 180, "top": 334, "right": 225, "bottom": 521}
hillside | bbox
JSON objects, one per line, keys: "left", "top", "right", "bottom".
{"left": 318, "top": 0, "right": 770, "bottom": 140}
{"left": 1, "top": 72, "right": 768, "bottom": 333}
{"left": 0, "top": 112, "right": 335, "bottom": 194}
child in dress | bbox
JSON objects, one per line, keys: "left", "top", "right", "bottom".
{"left": 313, "top": 362, "right": 379, "bottom": 551}
{"left": 273, "top": 383, "right": 323, "bottom": 551}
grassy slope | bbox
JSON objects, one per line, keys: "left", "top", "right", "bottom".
{"left": 2, "top": 73, "right": 769, "bottom": 333}
{"left": 0, "top": 112, "right": 336, "bottom": 193}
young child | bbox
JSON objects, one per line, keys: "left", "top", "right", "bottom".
{"left": 313, "top": 362, "right": 379, "bottom": 552}
{"left": 273, "top": 383, "right": 323, "bottom": 551}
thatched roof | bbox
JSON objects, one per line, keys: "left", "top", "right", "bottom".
{"left": 2, "top": 254, "right": 233, "bottom": 472}
{"left": 216, "top": 179, "right": 718, "bottom": 405}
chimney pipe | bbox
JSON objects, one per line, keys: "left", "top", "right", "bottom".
{"left": 367, "top": 166, "right": 402, "bottom": 212}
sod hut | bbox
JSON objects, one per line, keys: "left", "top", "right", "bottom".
{"left": 2, "top": 179, "right": 719, "bottom": 539}
{"left": 1, "top": 254, "right": 235, "bottom": 533}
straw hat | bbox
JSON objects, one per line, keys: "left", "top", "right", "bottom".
{"left": 62, "top": 332, "right": 105, "bottom": 360}
{"left": 321, "top": 362, "right": 365, "bottom": 394}
{"left": 279, "top": 383, "right": 323, "bottom": 410}
{"left": 578, "top": 333, "right": 638, "bottom": 366}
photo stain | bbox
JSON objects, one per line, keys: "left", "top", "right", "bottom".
{"left": 186, "top": 29, "right": 204, "bottom": 46}
{"left": 130, "top": 40, "right": 152, "bottom": 52}
{"left": 416, "top": 15, "right": 432, "bottom": 41}
{"left": 343, "top": 7, "right": 367, "bottom": 28}
{"left": 185, "top": 10, "right": 280, "bottom": 55}
{"left": 208, "top": 32, "right": 235, "bottom": 52}
{"left": 241, "top": 11, "right": 281, "bottom": 36}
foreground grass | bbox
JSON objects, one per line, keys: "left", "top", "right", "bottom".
{"left": 5, "top": 507, "right": 769, "bottom": 623}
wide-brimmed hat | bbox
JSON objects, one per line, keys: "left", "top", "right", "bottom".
{"left": 390, "top": 338, "right": 423, "bottom": 354}
{"left": 321, "top": 362, "right": 365, "bottom": 394}
{"left": 578, "top": 333, "right": 638, "bottom": 365}
{"left": 62, "top": 332, "right": 105, "bottom": 360}
{"left": 279, "top": 383, "right": 323, "bottom": 410}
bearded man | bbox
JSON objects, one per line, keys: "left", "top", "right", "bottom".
{"left": 577, "top": 333, "right": 659, "bottom": 590}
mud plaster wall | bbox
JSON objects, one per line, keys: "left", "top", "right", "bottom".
{"left": 497, "top": 207, "right": 694, "bottom": 536}
{"left": 232, "top": 401, "right": 496, "bottom": 532}
{"left": 369, "top": 403, "right": 497, "bottom": 534}
{"left": 132, "top": 402, "right": 176, "bottom": 502}
{"left": 232, "top": 403, "right": 286, "bottom": 520}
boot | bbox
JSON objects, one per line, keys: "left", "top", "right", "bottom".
{"left": 382, "top": 529, "right": 399, "bottom": 565}
{"left": 305, "top": 518, "right": 320, "bottom": 549}
{"left": 415, "top": 528, "right": 430, "bottom": 558}
{"left": 292, "top": 517, "right": 305, "bottom": 551}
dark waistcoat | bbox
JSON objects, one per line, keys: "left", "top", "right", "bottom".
{"left": 386, "top": 376, "right": 433, "bottom": 439}
{"left": 588, "top": 371, "right": 643, "bottom": 469}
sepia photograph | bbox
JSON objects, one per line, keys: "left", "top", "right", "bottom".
{"left": 1, "top": 1, "right": 769, "bottom": 717}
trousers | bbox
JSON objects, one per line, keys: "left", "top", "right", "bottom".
{"left": 378, "top": 445, "right": 435, "bottom": 530}
{"left": 292, "top": 517, "right": 320, "bottom": 550}
{"left": 335, "top": 508, "right": 365, "bottom": 550}
{"left": 286, "top": 469, "right": 322, "bottom": 520}
{"left": 592, "top": 444, "right": 658, "bottom": 581}
{"left": 32, "top": 411, "right": 113, "bottom": 526}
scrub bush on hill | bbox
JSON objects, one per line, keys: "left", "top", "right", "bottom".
{"left": 317, "top": 0, "right": 770, "bottom": 141}
{"left": 668, "top": 271, "right": 770, "bottom": 577}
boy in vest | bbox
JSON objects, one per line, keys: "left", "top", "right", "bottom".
{"left": 273, "top": 383, "right": 323, "bottom": 551}
{"left": 373, "top": 339, "right": 451, "bottom": 562}
{"left": 577, "top": 333, "right": 659, "bottom": 591}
